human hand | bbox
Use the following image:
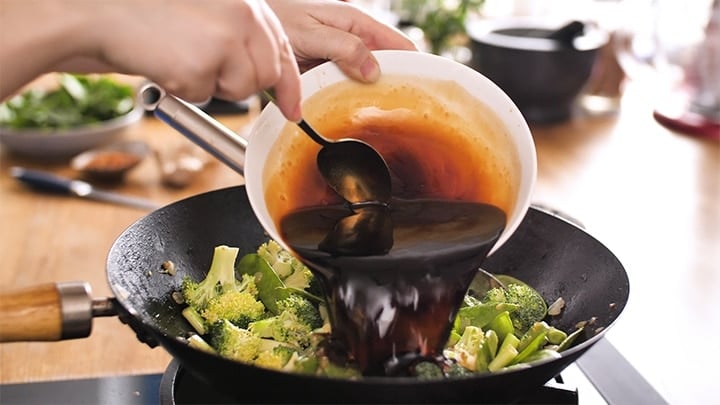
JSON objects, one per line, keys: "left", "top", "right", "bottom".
{"left": 70, "top": 0, "right": 302, "bottom": 120}
{"left": 266, "top": 0, "right": 418, "bottom": 83}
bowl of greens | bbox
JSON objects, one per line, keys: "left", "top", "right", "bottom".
{"left": 0, "top": 74, "right": 143, "bottom": 159}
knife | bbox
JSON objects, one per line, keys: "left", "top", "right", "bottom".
{"left": 10, "top": 166, "right": 160, "bottom": 211}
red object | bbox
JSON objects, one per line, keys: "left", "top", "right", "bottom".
{"left": 653, "top": 92, "right": 720, "bottom": 140}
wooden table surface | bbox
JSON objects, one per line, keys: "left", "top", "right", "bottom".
{"left": 1, "top": 75, "right": 718, "bottom": 404}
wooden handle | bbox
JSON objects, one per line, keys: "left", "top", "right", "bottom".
{"left": 0, "top": 282, "right": 93, "bottom": 342}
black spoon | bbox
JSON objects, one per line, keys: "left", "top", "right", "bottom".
{"left": 262, "top": 90, "right": 392, "bottom": 206}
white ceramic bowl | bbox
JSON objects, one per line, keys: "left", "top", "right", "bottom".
{"left": 245, "top": 50, "right": 536, "bottom": 256}
{"left": 0, "top": 104, "right": 144, "bottom": 160}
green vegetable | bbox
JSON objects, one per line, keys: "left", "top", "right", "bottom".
{"left": 452, "top": 301, "right": 519, "bottom": 336}
{"left": 513, "top": 322, "right": 551, "bottom": 365}
{"left": 413, "top": 361, "right": 445, "bottom": 379}
{"left": 397, "top": 0, "right": 485, "bottom": 54}
{"left": 209, "top": 319, "right": 262, "bottom": 364}
{"left": 181, "top": 306, "right": 208, "bottom": 335}
{"left": 253, "top": 343, "right": 297, "bottom": 370}
{"left": 0, "top": 74, "right": 134, "bottom": 130}
{"left": 487, "top": 333, "right": 520, "bottom": 372}
{"left": 483, "top": 329, "right": 499, "bottom": 361}
{"left": 236, "top": 253, "right": 289, "bottom": 314}
{"left": 186, "top": 334, "right": 215, "bottom": 354}
{"left": 483, "top": 283, "right": 548, "bottom": 336}
{"left": 181, "top": 245, "right": 244, "bottom": 310}
{"left": 558, "top": 326, "right": 585, "bottom": 352}
{"left": 449, "top": 325, "right": 489, "bottom": 372}
{"left": 257, "top": 239, "right": 314, "bottom": 291}
{"left": 547, "top": 326, "right": 569, "bottom": 345}
{"left": 176, "top": 240, "right": 578, "bottom": 379}
{"left": 523, "top": 349, "right": 562, "bottom": 365}
{"left": 248, "top": 310, "right": 314, "bottom": 349}
{"left": 284, "top": 352, "right": 320, "bottom": 375}
{"left": 201, "top": 287, "right": 265, "bottom": 329}
{"left": 276, "top": 294, "right": 323, "bottom": 330}
{"left": 487, "top": 311, "right": 514, "bottom": 342}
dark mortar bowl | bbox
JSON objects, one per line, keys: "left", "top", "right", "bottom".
{"left": 467, "top": 18, "right": 608, "bottom": 124}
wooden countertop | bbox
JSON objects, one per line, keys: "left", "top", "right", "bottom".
{"left": 1, "top": 75, "right": 718, "bottom": 404}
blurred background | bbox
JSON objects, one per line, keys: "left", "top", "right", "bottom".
{"left": 352, "top": 0, "right": 719, "bottom": 136}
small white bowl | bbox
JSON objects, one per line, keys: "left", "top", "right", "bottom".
{"left": 245, "top": 50, "right": 537, "bottom": 256}
{"left": 0, "top": 104, "right": 144, "bottom": 160}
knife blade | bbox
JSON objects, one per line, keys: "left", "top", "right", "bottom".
{"left": 10, "top": 166, "right": 160, "bottom": 211}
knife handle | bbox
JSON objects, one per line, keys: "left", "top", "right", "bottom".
{"left": 10, "top": 166, "right": 73, "bottom": 194}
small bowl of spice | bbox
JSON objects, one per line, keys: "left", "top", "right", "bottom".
{"left": 71, "top": 139, "right": 150, "bottom": 181}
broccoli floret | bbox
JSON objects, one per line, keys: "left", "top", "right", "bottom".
{"left": 186, "top": 333, "right": 216, "bottom": 354}
{"left": 447, "top": 325, "right": 490, "bottom": 372}
{"left": 258, "top": 239, "right": 314, "bottom": 290}
{"left": 254, "top": 342, "right": 297, "bottom": 370}
{"left": 248, "top": 310, "right": 313, "bottom": 349}
{"left": 316, "top": 355, "right": 362, "bottom": 379}
{"left": 181, "top": 245, "right": 242, "bottom": 310}
{"left": 277, "top": 295, "right": 323, "bottom": 330}
{"left": 444, "top": 361, "right": 474, "bottom": 378}
{"left": 283, "top": 352, "right": 320, "bottom": 375}
{"left": 412, "top": 361, "right": 445, "bottom": 379}
{"left": 201, "top": 289, "right": 265, "bottom": 328}
{"left": 483, "top": 283, "right": 547, "bottom": 335}
{"left": 209, "top": 319, "right": 262, "bottom": 363}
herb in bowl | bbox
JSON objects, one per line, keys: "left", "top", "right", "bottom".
{"left": 0, "top": 74, "right": 135, "bottom": 130}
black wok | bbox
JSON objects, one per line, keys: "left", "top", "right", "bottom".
{"left": 97, "top": 185, "right": 628, "bottom": 404}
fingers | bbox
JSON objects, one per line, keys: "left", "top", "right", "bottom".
{"left": 208, "top": 1, "right": 300, "bottom": 122}
{"left": 91, "top": 0, "right": 301, "bottom": 120}
{"left": 269, "top": 0, "right": 418, "bottom": 83}
{"left": 199, "top": 1, "right": 301, "bottom": 121}
{"left": 255, "top": 1, "right": 302, "bottom": 122}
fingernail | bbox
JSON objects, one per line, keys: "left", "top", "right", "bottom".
{"left": 289, "top": 103, "right": 302, "bottom": 122}
{"left": 360, "top": 57, "right": 380, "bottom": 82}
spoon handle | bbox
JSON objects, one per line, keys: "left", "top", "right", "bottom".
{"left": 261, "top": 90, "right": 331, "bottom": 146}
{"left": 296, "top": 119, "right": 331, "bottom": 146}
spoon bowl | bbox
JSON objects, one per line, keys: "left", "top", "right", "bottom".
{"left": 263, "top": 91, "right": 392, "bottom": 205}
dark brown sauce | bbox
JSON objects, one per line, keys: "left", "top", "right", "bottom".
{"left": 265, "top": 78, "right": 517, "bottom": 376}
{"left": 279, "top": 198, "right": 505, "bottom": 375}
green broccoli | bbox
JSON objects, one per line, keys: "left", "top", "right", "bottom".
{"left": 181, "top": 245, "right": 243, "bottom": 310}
{"left": 257, "top": 239, "right": 314, "bottom": 290}
{"left": 316, "top": 355, "right": 362, "bottom": 379}
{"left": 254, "top": 342, "right": 297, "bottom": 370}
{"left": 412, "top": 361, "right": 445, "bottom": 379}
{"left": 201, "top": 288, "right": 266, "bottom": 328}
{"left": 180, "top": 245, "right": 266, "bottom": 333}
{"left": 447, "top": 325, "right": 490, "bottom": 372}
{"left": 483, "top": 283, "right": 547, "bottom": 335}
{"left": 276, "top": 295, "right": 323, "bottom": 330}
{"left": 283, "top": 351, "right": 320, "bottom": 375}
{"left": 444, "top": 361, "right": 474, "bottom": 378}
{"left": 248, "top": 310, "right": 313, "bottom": 349}
{"left": 209, "top": 319, "right": 262, "bottom": 363}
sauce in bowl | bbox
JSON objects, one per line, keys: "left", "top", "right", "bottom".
{"left": 263, "top": 75, "right": 521, "bottom": 375}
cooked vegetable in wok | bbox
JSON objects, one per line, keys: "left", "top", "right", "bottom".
{"left": 173, "top": 240, "right": 581, "bottom": 379}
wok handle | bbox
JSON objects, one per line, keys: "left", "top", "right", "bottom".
{"left": 0, "top": 282, "right": 97, "bottom": 342}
